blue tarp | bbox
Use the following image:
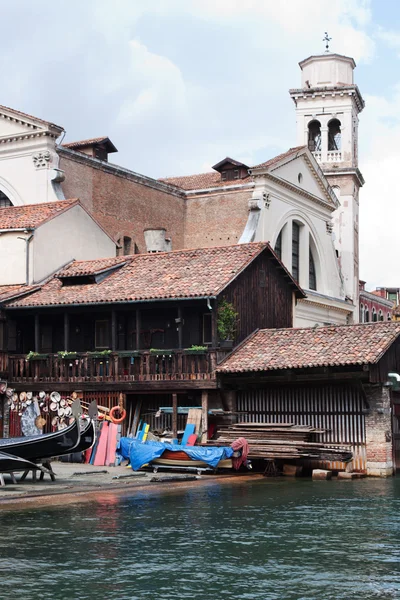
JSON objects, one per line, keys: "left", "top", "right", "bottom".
{"left": 118, "top": 437, "right": 234, "bottom": 471}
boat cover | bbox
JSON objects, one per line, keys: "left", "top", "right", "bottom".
{"left": 118, "top": 438, "right": 234, "bottom": 471}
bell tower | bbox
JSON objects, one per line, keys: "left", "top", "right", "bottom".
{"left": 289, "top": 50, "right": 365, "bottom": 317}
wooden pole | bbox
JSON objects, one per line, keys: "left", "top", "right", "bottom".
{"left": 177, "top": 306, "right": 183, "bottom": 349}
{"left": 201, "top": 390, "right": 209, "bottom": 443}
{"left": 136, "top": 309, "right": 141, "bottom": 351}
{"left": 64, "top": 313, "right": 69, "bottom": 352}
{"left": 34, "top": 314, "right": 40, "bottom": 352}
{"left": 111, "top": 310, "right": 117, "bottom": 351}
{"left": 172, "top": 393, "right": 178, "bottom": 440}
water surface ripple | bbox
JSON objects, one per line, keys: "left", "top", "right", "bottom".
{"left": 0, "top": 477, "right": 399, "bottom": 599}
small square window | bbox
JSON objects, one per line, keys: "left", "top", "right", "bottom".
{"left": 234, "top": 170, "right": 239, "bottom": 179}
{"left": 221, "top": 171, "right": 227, "bottom": 181}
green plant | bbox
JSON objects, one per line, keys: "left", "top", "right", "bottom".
{"left": 217, "top": 299, "right": 238, "bottom": 341}
{"left": 57, "top": 351, "right": 78, "bottom": 359}
{"left": 150, "top": 348, "right": 175, "bottom": 355}
{"left": 88, "top": 349, "right": 112, "bottom": 356}
{"left": 26, "top": 351, "right": 48, "bottom": 360}
{"left": 185, "top": 345, "right": 208, "bottom": 352}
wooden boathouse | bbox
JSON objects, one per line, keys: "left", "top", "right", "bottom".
{"left": 217, "top": 323, "right": 400, "bottom": 476}
{"left": 0, "top": 242, "right": 303, "bottom": 438}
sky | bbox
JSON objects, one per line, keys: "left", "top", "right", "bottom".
{"left": 1, "top": 0, "right": 399, "bottom": 287}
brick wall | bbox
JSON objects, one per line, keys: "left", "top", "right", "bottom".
{"left": 184, "top": 189, "right": 252, "bottom": 248}
{"left": 364, "top": 384, "right": 394, "bottom": 476}
{"left": 60, "top": 153, "right": 186, "bottom": 253}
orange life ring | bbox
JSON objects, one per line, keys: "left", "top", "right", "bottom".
{"left": 110, "top": 405, "right": 126, "bottom": 424}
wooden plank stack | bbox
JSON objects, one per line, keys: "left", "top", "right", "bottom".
{"left": 208, "top": 422, "right": 352, "bottom": 462}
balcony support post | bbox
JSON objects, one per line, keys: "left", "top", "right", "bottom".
{"left": 177, "top": 306, "right": 183, "bottom": 349}
{"left": 211, "top": 300, "right": 217, "bottom": 348}
{"left": 172, "top": 393, "right": 178, "bottom": 440}
{"left": 136, "top": 309, "right": 141, "bottom": 350}
{"left": 34, "top": 314, "right": 40, "bottom": 353}
{"left": 201, "top": 390, "right": 208, "bottom": 443}
{"left": 111, "top": 310, "right": 117, "bottom": 351}
{"left": 63, "top": 313, "right": 69, "bottom": 352}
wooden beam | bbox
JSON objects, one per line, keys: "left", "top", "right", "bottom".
{"left": 136, "top": 309, "right": 141, "bottom": 350}
{"left": 172, "top": 393, "right": 178, "bottom": 440}
{"left": 64, "top": 313, "right": 69, "bottom": 352}
{"left": 111, "top": 310, "right": 117, "bottom": 351}
{"left": 201, "top": 390, "right": 208, "bottom": 443}
{"left": 177, "top": 307, "right": 183, "bottom": 349}
{"left": 34, "top": 314, "right": 40, "bottom": 352}
{"left": 211, "top": 300, "right": 217, "bottom": 348}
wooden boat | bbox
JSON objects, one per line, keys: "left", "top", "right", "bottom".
{"left": 152, "top": 450, "right": 232, "bottom": 469}
{"left": 58, "top": 418, "right": 95, "bottom": 456}
{"left": 0, "top": 417, "right": 80, "bottom": 461}
{"left": 0, "top": 451, "right": 42, "bottom": 473}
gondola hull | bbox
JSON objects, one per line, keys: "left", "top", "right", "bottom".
{"left": 0, "top": 451, "right": 41, "bottom": 473}
{"left": 0, "top": 418, "right": 80, "bottom": 461}
{"left": 60, "top": 418, "right": 95, "bottom": 456}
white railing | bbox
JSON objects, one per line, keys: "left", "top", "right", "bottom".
{"left": 313, "top": 151, "right": 322, "bottom": 162}
{"left": 327, "top": 151, "right": 342, "bottom": 162}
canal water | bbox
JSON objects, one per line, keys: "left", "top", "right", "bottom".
{"left": 0, "top": 477, "right": 399, "bottom": 600}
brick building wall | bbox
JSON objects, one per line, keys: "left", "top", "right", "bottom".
{"left": 364, "top": 384, "right": 394, "bottom": 476}
{"left": 59, "top": 150, "right": 186, "bottom": 253}
{"left": 184, "top": 189, "right": 252, "bottom": 248}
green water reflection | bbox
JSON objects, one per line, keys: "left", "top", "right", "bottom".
{"left": 0, "top": 477, "right": 399, "bottom": 599}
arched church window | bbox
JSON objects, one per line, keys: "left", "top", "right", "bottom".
{"left": 360, "top": 303, "right": 365, "bottom": 323}
{"left": 365, "top": 308, "right": 369, "bottom": 322}
{"left": 308, "top": 120, "right": 321, "bottom": 152}
{"left": 274, "top": 231, "right": 282, "bottom": 260}
{"left": 0, "top": 190, "right": 12, "bottom": 208}
{"left": 388, "top": 313, "right": 391, "bottom": 321}
{"left": 372, "top": 307, "right": 377, "bottom": 322}
{"left": 328, "top": 119, "right": 341, "bottom": 151}
{"left": 309, "top": 247, "right": 317, "bottom": 291}
{"left": 292, "top": 222, "right": 300, "bottom": 282}
{"left": 378, "top": 310, "right": 384, "bottom": 321}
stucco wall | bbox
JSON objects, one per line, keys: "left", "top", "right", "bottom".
{"left": 0, "top": 232, "right": 27, "bottom": 285}
{"left": 31, "top": 205, "right": 117, "bottom": 283}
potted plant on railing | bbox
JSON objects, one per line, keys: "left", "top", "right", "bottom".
{"left": 116, "top": 350, "right": 140, "bottom": 358}
{"left": 87, "top": 349, "right": 113, "bottom": 359}
{"left": 26, "top": 351, "right": 49, "bottom": 361}
{"left": 217, "top": 299, "right": 238, "bottom": 349}
{"left": 184, "top": 345, "right": 208, "bottom": 355}
{"left": 149, "top": 349, "right": 175, "bottom": 357}
{"left": 57, "top": 351, "right": 78, "bottom": 360}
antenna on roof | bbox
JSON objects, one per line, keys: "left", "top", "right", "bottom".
{"left": 323, "top": 32, "right": 332, "bottom": 53}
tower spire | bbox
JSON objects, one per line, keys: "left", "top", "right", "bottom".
{"left": 323, "top": 32, "right": 332, "bottom": 53}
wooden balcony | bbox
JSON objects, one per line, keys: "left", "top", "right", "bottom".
{"left": 6, "top": 349, "right": 230, "bottom": 391}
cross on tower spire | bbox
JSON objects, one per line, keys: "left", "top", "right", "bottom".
{"left": 323, "top": 32, "right": 332, "bottom": 53}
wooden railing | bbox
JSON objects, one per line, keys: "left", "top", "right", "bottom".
{"left": 0, "top": 351, "right": 8, "bottom": 375}
{"left": 6, "top": 350, "right": 230, "bottom": 384}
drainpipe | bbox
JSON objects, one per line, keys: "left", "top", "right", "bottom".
{"left": 18, "top": 233, "right": 34, "bottom": 284}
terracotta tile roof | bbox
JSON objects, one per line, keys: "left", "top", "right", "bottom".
{"left": 0, "top": 199, "right": 79, "bottom": 230}
{"left": 159, "top": 147, "right": 306, "bottom": 191}
{"left": 159, "top": 171, "right": 252, "bottom": 191}
{"left": 217, "top": 322, "right": 400, "bottom": 373}
{"left": 57, "top": 256, "right": 127, "bottom": 277}
{"left": 62, "top": 137, "right": 117, "bottom": 153}
{"left": 0, "top": 104, "right": 62, "bottom": 131}
{"left": 6, "top": 242, "right": 302, "bottom": 308}
{"left": 0, "top": 285, "right": 40, "bottom": 303}
{"left": 251, "top": 146, "right": 306, "bottom": 169}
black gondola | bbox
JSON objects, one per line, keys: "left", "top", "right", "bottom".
{"left": 59, "top": 417, "right": 96, "bottom": 456}
{"left": 0, "top": 451, "right": 40, "bottom": 473}
{"left": 0, "top": 417, "right": 80, "bottom": 461}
